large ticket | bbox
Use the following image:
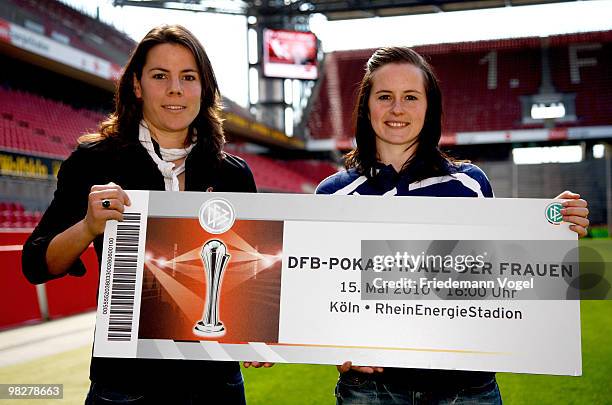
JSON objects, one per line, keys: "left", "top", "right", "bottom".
{"left": 93, "top": 191, "right": 581, "bottom": 376}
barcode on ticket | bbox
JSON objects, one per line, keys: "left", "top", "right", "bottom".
{"left": 107, "top": 212, "right": 141, "bottom": 341}
{"left": 95, "top": 190, "right": 149, "bottom": 358}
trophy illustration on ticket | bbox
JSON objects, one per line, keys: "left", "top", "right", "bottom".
{"left": 194, "top": 198, "right": 236, "bottom": 337}
{"left": 194, "top": 239, "right": 230, "bottom": 337}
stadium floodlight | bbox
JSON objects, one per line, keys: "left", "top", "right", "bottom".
{"left": 248, "top": 68, "right": 259, "bottom": 105}
{"left": 284, "top": 107, "right": 294, "bottom": 137}
{"left": 530, "top": 102, "right": 566, "bottom": 120}
{"left": 521, "top": 92, "right": 576, "bottom": 124}
{"left": 522, "top": 37, "right": 576, "bottom": 124}
{"left": 512, "top": 145, "right": 583, "bottom": 165}
{"left": 299, "top": 2, "right": 315, "bottom": 12}
{"left": 248, "top": 28, "right": 258, "bottom": 64}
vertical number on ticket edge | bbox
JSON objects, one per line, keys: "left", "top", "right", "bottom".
{"left": 94, "top": 191, "right": 149, "bottom": 358}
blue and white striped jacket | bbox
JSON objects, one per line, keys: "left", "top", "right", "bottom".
{"left": 315, "top": 162, "right": 494, "bottom": 198}
{"left": 314, "top": 161, "right": 497, "bottom": 388}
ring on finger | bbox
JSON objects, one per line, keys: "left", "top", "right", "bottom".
{"left": 102, "top": 199, "right": 111, "bottom": 209}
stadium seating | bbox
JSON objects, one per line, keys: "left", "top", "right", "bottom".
{"left": 231, "top": 151, "right": 317, "bottom": 193}
{"left": 0, "top": 88, "right": 321, "bottom": 193}
{"left": 280, "top": 160, "right": 340, "bottom": 184}
{"left": 0, "top": 201, "right": 43, "bottom": 229}
{"left": 308, "top": 31, "right": 612, "bottom": 141}
{"left": 0, "top": 87, "right": 103, "bottom": 157}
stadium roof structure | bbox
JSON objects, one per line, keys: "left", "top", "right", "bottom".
{"left": 112, "top": 0, "right": 584, "bottom": 18}
{"left": 0, "top": 0, "right": 306, "bottom": 151}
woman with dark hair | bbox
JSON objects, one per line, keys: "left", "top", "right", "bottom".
{"left": 316, "top": 46, "right": 589, "bottom": 404}
{"left": 22, "top": 25, "right": 255, "bottom": 404}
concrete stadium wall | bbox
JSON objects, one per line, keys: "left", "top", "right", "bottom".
{"left": 0, "top": 177, "right": 56, "bottom": 212}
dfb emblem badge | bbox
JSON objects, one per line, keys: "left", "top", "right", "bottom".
{"left": 199, "top": 198, "right": 235, "bottom": 234}
{"left": 545, "top": 202, "right": 563, "bottom": 225}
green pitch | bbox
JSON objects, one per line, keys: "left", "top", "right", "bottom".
{"left": 1, "top": 239, "right": 610, "bottom": 404}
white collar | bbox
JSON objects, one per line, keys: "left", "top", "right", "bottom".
{"left": 138, "top": 121, "right": 195, "bottom": 191}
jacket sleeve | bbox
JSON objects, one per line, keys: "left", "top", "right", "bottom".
{"left": 241, "top": 163, "right": 257, "bottom": 193}
{"left": 223, "top": 153, "right": 257, "bottom": 193}
{"left": 469, "top": 164, "right": 495, "bottom": 198}
{"left": 22, "top": 147, "right": 93, "bottom": 284}
{"left": 315, "top": 171, "right": 344, "bottom": 195}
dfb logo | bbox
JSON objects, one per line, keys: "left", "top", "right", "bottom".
{"left": 545, "top": 202, "right": 563, "bottom": 225}
{"left": 198, "top": 198, "right": 235, "bottom": 234}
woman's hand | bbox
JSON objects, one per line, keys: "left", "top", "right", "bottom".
{"left": 337, "top": 361, "right": 383, "bottom": 374}
{"left": 84, "top": 182, "right": 131, "bottom": 237}
{"left": 45, "top": 182, "right": 131, "bottom": 277}
{"left": 243, "top": 362, "right": 274, "bottom": 368}
{"left": 554, "top": 191, "right": 589, "bottom": 238}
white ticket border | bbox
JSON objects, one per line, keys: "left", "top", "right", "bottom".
{"left": 92, "top": 192, "right": 581, "bottom": 376}
{"left": 94, "top": 190, "right": 149, "bottom": 358}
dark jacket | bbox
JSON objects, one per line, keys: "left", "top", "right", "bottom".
{"left": 22, "top": 136, "right": 256, "bottom": 388}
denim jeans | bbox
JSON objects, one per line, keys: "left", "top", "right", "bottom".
{"left": 335, "top": 371, "right": 502, "bottom": 405}
{"left": 84, "top": 370, "right": 246, "bottom": 405}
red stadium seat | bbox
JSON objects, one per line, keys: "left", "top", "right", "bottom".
{"left": 308, "top": 31, "right": 612, "bottom": 141}
{"left": 230, "top": 151, "right": 317, "bottom": 193}
{"left": 281, "top": 160, "right": 340, "bottom": 184}
{"left": 0, "top": 88, "right": 104, "bottom": 158}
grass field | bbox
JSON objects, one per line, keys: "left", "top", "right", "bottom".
{"left": 1, "top": 239, "right": 610, "bottom": 404}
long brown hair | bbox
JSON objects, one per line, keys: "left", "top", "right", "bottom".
{"left": 345, "top": 46, "right": 454, "bottom": 180}
{"left": 80, "top": 24, "right": 225, "bottom": 161}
